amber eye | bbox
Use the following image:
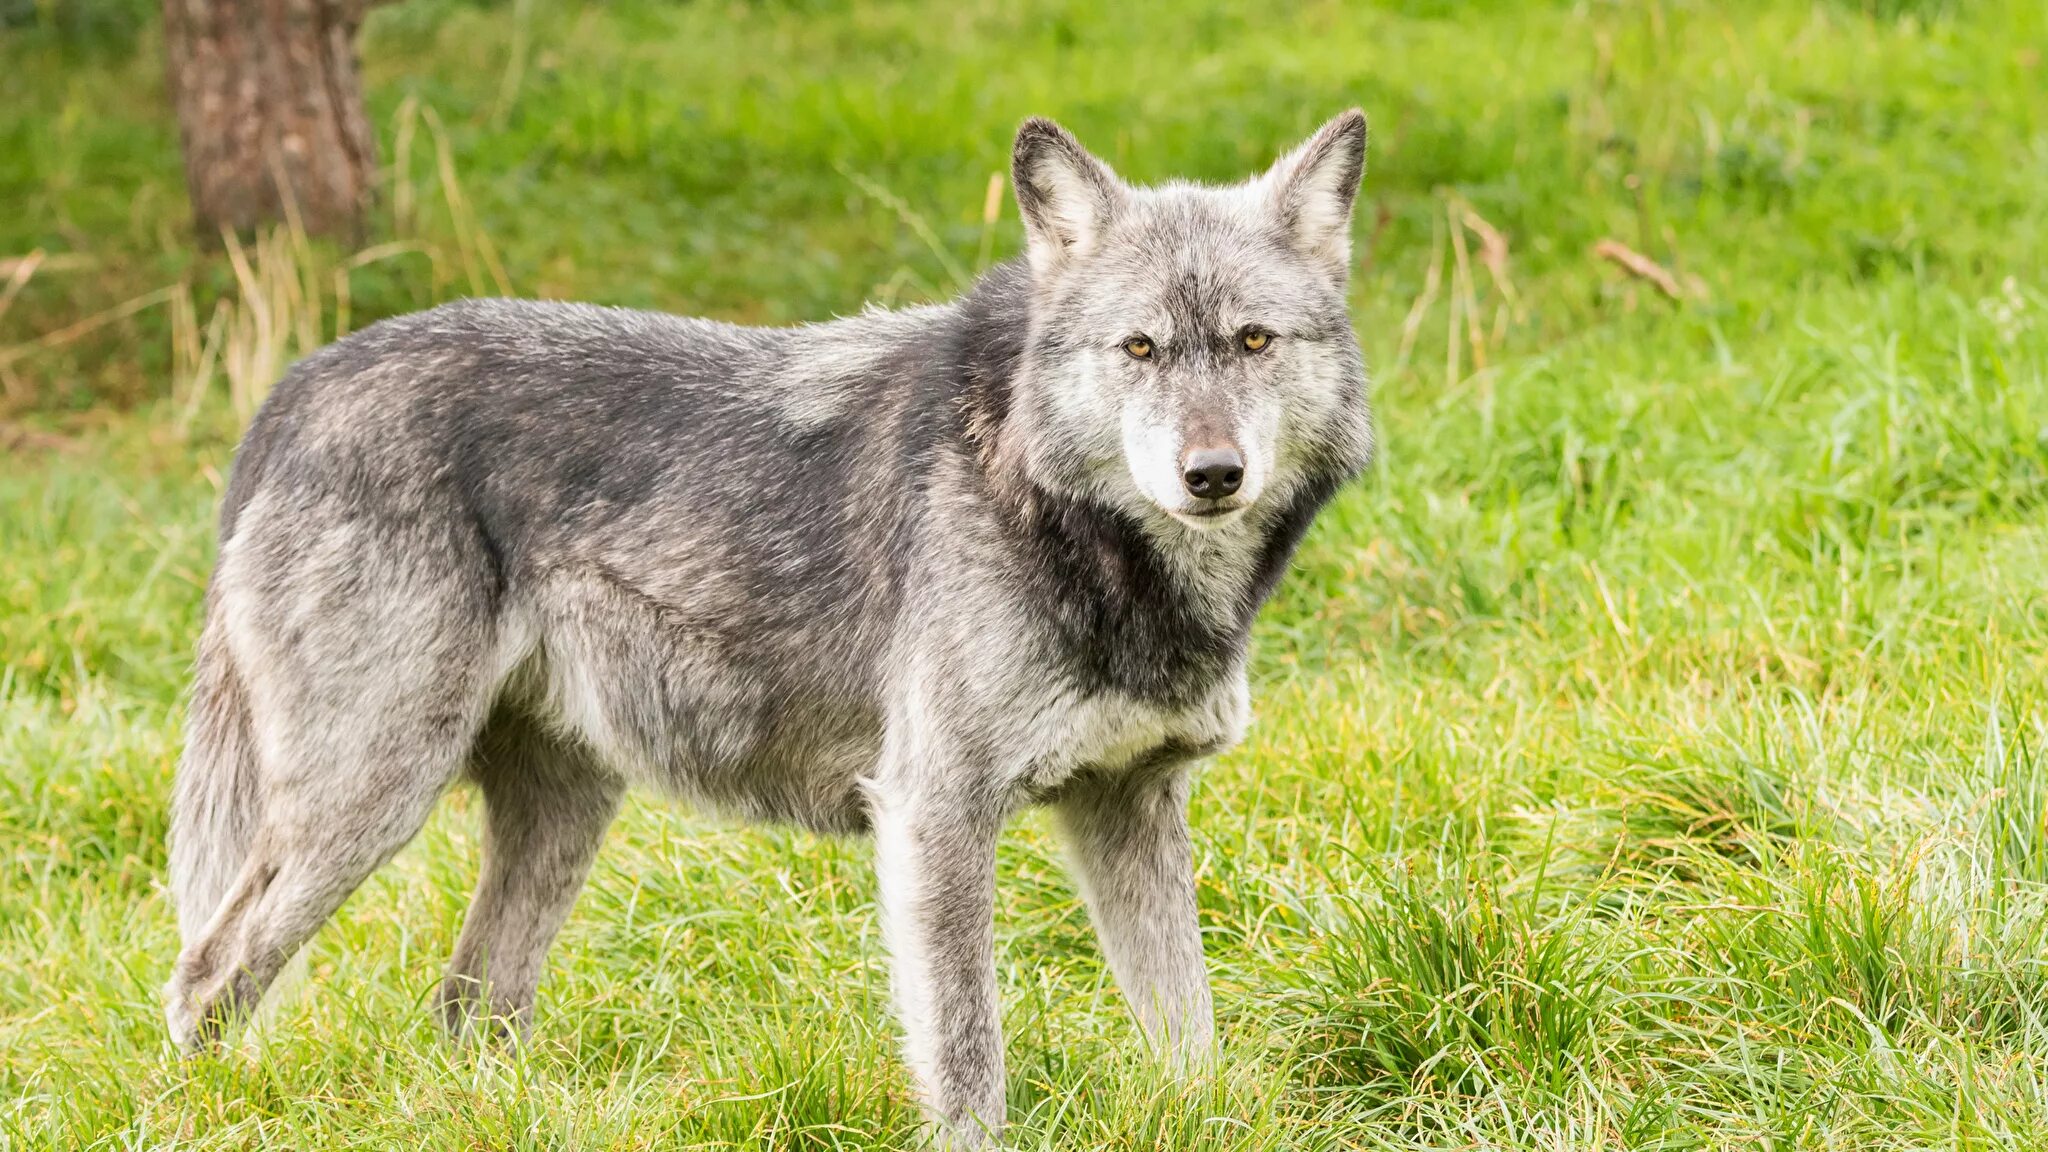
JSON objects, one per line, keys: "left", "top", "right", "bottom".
{"left": 1122, "top": 337, "right": 1154, "bottom": 360}
{"left": 1241, "top": 329, "right": 1271, "bottom": 353}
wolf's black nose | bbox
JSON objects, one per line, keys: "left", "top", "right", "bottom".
{"left": 1182, "top": 448, "right": 1245, "bottom": 499}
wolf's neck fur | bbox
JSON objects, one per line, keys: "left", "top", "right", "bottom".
{"left": 943, "top": 264, "right": 1336, "bottom": 705}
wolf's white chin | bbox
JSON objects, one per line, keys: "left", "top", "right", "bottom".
{"left": 1165, "top": 506, "right": 1249, "bottom": 530}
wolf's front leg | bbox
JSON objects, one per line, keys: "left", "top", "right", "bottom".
{"left": 870, "top": 776, "right": 1006, "bottom": 1147}
{"left": 1054, "top": 762, "right": 1213, "bottom": 1066}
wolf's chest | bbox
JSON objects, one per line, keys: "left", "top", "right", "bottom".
{"left": 1011, "top": 503, "right": 1282, "bottom": 712}
{"left": 1014, "top": 674, "right": 1251, "bottom": 798}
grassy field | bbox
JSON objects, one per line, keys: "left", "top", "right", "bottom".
{"left": 5, "top": 0, "right": 2048, "bottom": 1147}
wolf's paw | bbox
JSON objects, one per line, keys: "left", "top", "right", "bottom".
{"left": 162, "top": 978, "right": 207, "bottom": 1053}
{"left": 434, "top": 974, "right": 532, "bottom": 1048}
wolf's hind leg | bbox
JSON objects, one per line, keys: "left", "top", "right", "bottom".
{"left": 164, "top": 511, "right": 505, "bottom": 1051}
{"left": 163, "top": 748, "right": 466, "bottom": 1051}
{"left": 438, "top": 713, "right": 621, "bottom": 1041}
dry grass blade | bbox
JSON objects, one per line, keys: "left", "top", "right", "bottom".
{"left": 392, "top": 94, "right": 421, "bottom": 239}
{"left": 492, "top": 0, "right": 535, "bottom": 130}
{"left": 1458, "top": 204, "right": 1519, "bottom": 311}
{"left": 214, "top": 226, "right": 334, "bottom": 424}
{"left": 0, "top": 250, "right": 46, "bottom": 329}
{"left": 0, "top": 250, "right": 127, "bottom": 402}
{"left": 332, "top": 241, "right": 438, "bottom": 341}
{"left": 0, "top": 420, "right": 78, "bottom": 453}
{"left": 1393, "top": 212, "right": 1446, "bottom": 376}
{"left": 0, "top": 252, "right": 92, "bottom": 280}
{"left": 976, "top": 171, "right": 1005, "bottom": 273}
{"left": 1444, "top": 227, "right": 1462, "bottom": 388}
{"left": 1448, "top": 198, "right": 1487, "bottom": 375}
{"left": 266, "top": 152, "right": 326, "bottom": 358}
{"left": 0, "top": 285, "right": 180, "bottom": 369}
{"left": 838, "top": 162, "right": 974, "bottom": 294}
{"left": 1594, "top": 239, "right": 1683, "bottom": 301}
{"left": 219, "top": 229, "right": 283, "bottom": 423}
{"left": 172, "top": 298, "right": 230, "bottom": 435}
{"left": 168, "top": 283, "right": 197, "bottom": 408}
{"left": 420, "top": 106, "right": 513, "bottom": 298}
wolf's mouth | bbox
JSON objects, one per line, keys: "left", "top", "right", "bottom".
{"left": 1170, "top": 502, "right": 1248, "bottom": 528}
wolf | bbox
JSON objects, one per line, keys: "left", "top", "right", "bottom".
{"left": 163, "top": 110, "right": 1373, "bottom": 1145}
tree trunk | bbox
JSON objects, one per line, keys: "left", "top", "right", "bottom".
{"left": 162, "top": 0, "right": 379, "bottom": 243}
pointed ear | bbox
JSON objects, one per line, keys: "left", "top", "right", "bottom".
{"left": 1012, "top": 117, "right": 1124, "bottom": 276}
{"left": 1263, "top": 109, "right": 1368, "bottom": 281}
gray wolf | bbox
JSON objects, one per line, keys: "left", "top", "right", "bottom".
{"left": 164, "top": 110, "right": 1373, "bottom": 1146}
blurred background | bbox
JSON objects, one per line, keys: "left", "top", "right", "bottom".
{"left": 2, "top": 0, "right": 2035, "bottom": 424}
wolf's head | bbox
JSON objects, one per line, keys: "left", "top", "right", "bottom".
{"left": 1001, "top": 111, "right": 1374, "bottom": 532}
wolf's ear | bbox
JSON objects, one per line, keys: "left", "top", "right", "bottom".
{"left": 1263, "top": 109, "right": 1368, "bottom": 282}
{"left": 1012, "top": 117, "right": 1124, "bottom": 276}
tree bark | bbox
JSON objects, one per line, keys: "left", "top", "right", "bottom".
{"left": 162, "top": 0, "right": 379, "bottom": 243}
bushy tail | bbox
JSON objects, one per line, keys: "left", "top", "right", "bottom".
{"left": 169, "top": 614, "right": 263, "bottom": 944}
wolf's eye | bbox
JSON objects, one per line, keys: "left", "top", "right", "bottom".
{"left": 1240, "top": 329, "right": 1271, "bottom": 353}
{"left": 1122, "top": 337, "right": 1153, "bottom": 360}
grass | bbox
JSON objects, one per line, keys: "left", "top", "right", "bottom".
{"left": 3, "top": 0, "right": 2048, "bottom": 1147}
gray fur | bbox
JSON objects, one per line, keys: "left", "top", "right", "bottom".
{"left": 164, "top": 110, "right": 1373, "bottom": 1147}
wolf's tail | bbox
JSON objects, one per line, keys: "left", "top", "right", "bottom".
{"left": 168, "top": 612, "right": 263, "bottom": 944}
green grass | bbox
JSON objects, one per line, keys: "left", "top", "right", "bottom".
{"left": 5, "top": 0, "right": 2048, "bottom": 1147}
